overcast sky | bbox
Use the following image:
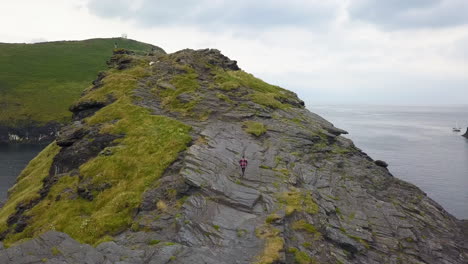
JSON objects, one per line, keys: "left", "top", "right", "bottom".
{"left": 2, "top": 0, "right": 467, "bottom": 105}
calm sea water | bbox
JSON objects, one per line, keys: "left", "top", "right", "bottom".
{"left": 0, "top": 144, "right": 45, "bottom": 200}
{"left": 309, "top": 105, "right": 468, "bottom": 220}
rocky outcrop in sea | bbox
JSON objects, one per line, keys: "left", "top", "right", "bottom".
{"left": 0, "top": 49, "right": 467, "bottom": 264}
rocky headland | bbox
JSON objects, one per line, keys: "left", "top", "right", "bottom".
{"left": 0, "top": 48, "right": 467, "bottom": 264}
{"left": 463, "top": 128, "right": 468, "bottom": 138}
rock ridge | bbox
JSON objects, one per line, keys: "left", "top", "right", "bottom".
{"left": 0, "top": 48, "right": 466, "bottom": 264}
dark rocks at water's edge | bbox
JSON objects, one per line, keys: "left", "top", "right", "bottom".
{"left": 0, "top": 122, "right": 61, "bottom": 144}
{"left": 463, "top": 127, "right": 468, "bottom": 138}
{"left": 374, "top": 160, "right": 388, "bottom": 168}
{"left": 0, "top": 49, "right": 467, "bottom": 264}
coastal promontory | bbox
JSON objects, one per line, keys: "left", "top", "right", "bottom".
{"left": 0, "top": 48, "right": 466, "bottom": 264}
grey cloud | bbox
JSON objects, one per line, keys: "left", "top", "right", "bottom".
{"left": 87, "top": 0, "right": 338, "bottom": 29}
{"left": 348, "top": 0, "right": 468, "bottom": 29}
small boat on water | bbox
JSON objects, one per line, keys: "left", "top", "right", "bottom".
{"left": 453, "top": 122, "right": 461, "bottom": 132}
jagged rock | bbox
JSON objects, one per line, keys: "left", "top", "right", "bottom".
{"left": 324, "top": 125, "right": 348, "bottom": 136}
{"left": 89, "top": 71, "right": 107, "bottom": 91}
{"left": 177, "top": 93, "right": 194, "bottom": 103}
{"left": 106, "top": 49, "right": 135, "bottom": 70}
{"left": 69, "top": 100, "right": 107, "bottom": 120}
{"left": 375, "top": 160, "right": 389, "bottom": 168}
{"left": 157, "top": 81, "right": 175, "bottom": 90}
{"left": 463, "top": 127, "right": 468, "bottom": 138}
{"left": 0, "top": 231, "right": 106, "bottom": 264}
{"left": 56, "top": 122, "right": 87, "bottom": 147}
{"left": 51, "top": 130, "right": 119, "bottom": 175}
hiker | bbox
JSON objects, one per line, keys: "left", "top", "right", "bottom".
{"left": 239, "top": 156, "right": 248, "bottom": 177}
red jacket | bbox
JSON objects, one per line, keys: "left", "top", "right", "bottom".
{"left": 239, "top": 159, "right": 248, "bottom": 168}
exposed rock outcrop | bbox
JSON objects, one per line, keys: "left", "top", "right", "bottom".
{"left": 0, "top": 48, "right": 466, "bottom": 264}
{"left": 463, "top": 127, "right": 468, "bottom": 138}
{"left": 0, "top": 122, "right": 61, "bottom": 144}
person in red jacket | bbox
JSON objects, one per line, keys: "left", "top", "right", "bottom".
{"left": 239, "top": 156, "right": 248, "bottom": 177}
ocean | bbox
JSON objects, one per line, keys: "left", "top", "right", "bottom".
{"left": 309, "top": 104, "right": 468, "bottom": 220}
{"left": 1, "top": 105, "right": 467, "bottom": 219}
{"left": 0, "top": 144, "right": 45, "bottom": 200}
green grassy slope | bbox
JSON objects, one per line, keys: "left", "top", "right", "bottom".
{"left": 0, "top": 38, "right": 161, "bottom": 126}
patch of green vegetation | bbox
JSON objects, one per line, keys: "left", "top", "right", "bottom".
{"left": 0, "top": 38, "right": 158, "bottom": 126}
{"left": 265, "top": 214, "right": 281, "bottom": 224}
{"left": 335, "top": 207, "right": 342, "bottom": 216}
{"left": 93, "top": 235, "right": 114, "bottom": 245}
{"left": 51, "top": 246, "right": 61, "bottom": 256}
{"left": 78, "top": 66, "right": 149, "bottom": 104}
{"left": 165, "top": 242, "right": 177, "bottom": 246}
{"left": 294, "top": 250, "right": 315, "bottom": 264}
{"left": 260, "top": 165, "right": 272, "bottom": 170}
{"left": 216, "top": 92, "right": 233, "bottom": 104}
{"left": 211, "top": 68, "right": 241, "bottom": 91}
{"left": 287, "top": 248, "right": 316, "bottom": 264}
{"left": 291, "top": 118, "right": 302, "bottom": 124}
{"left": 155, "top": 65, "right": 201, "bottom": 115}
{"left": 272, "top": 182, "right": 280, "bottom": 189}
{"left": 250, "top": 93, "right": 285, "bottom": 109}
{"left": 302, "top": 242, "right": 312, "bottom": 248}
{"left": 237, "top": 229, "right": 247, "bottom": 237}
{"left": 254, "top": 225, "right": 284, "bottom": 264}
{"left": 274, "top": 167, "right": 290, "bottom": 177}
{"left": 274, "top": 156, "right": 282, "bottom": 166}
{"left": 277, "top": 188, "right": 319, "bottom": 216}
{"left": 243, "top": 121, "right": 267, "bottom": 137}
{"left": 211, "top": 68, "right": 296, "bottom": 109}
{"left": 0, "top": 64, "right": 192, "bottom": 246}
{"left": 292, "top": 220, "right": 318, "bottom": 234}
{"left": 331, "top": 145, "right": 351, "bottom": 154}
{"left": 148, "top": 239, "right": 161, "bottom": 245}
{"left": 169, "top": 256, "right": 177, "bottom": 261}
{"left": 325, "top": 195, "right": 340, "bottom": 201}
{"left": 213, "top": 225, "right": 220, "bottom": 231}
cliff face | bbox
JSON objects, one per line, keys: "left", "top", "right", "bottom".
{"left": 0, "top": 49, "right": 467, "bottom": 264}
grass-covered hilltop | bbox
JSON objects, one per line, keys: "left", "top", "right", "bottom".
{"left": 0, "top": 38, "right": 161, "bottom": 143}
{"left": 0, "top": 46, "right": 467, "bottom": 264}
